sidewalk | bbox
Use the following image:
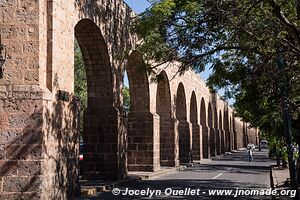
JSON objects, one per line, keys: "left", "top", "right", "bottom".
{"left": 79, "top": 159, "right": 215, "bottom": 197}
{"left": 80, "top": 165, "right": 187, "bottom": 196}
{"left": 271, "top": 166, "right": 290, "bottom": 188}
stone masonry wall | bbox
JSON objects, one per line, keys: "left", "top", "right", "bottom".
{"left": 0, "top": 0, "right": 259, "bottom": 199}
{"left": 0, "top": 0, "right": 44, "bottom": 199}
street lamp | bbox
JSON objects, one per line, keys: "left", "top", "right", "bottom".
{"left": 0, "top": 34, "right": 7, "bottom": 79}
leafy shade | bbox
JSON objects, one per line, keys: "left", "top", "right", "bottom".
{"left": 134, "top": 0, "right": 300, "bottom": 133}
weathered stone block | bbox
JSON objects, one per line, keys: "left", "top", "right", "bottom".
{"left": 22, "top": 130, "right": 42, "bottom": 144}
{"left": 0, "top": 8, "right": 16, "bottom": 23}
{"left": 5, "top": 145, "right": 42, "bottom": 160}
{"left": 16, "top": 8, "right": 38, "bottom": 23}
{"left": 3, "top": 177, "right": 28, "bottom": 192}
{"left": 0, "top": 129, "right": 22, "bottom": 145}
{"left": 18, "top": 161, "right": 41, "bottom": 176}
{"left": 0, "top": 161, "right": 18, "bottom": 176}
{"left": 0, "top": 145, "right": 4, "bottom": 160}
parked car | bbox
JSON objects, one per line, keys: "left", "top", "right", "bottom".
{"left": 247, "top": 143, "right": 255, "bottom": 149}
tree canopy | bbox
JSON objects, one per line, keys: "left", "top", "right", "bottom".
{"left": 134, "top": 0, "right": 300, "bottom": 136}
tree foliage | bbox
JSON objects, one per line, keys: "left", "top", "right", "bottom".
{"left": 123, "top": 86, "right": 130, "bottom": 113}
{"left": 135, "top": 0, "right": 300, "bottom": 139}
{"left": 74, "top": 41, "right": 131, "bottom": 127}
{"left": 74, "top": 40, "right": 87, "bottom": 133}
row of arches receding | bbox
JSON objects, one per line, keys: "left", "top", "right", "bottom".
{"left": 73, "top": 18, "right": 235, "bottom": 179}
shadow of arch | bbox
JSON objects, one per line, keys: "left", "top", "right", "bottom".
{"left": 176, "top": 83, "right": 191, "bottom": 164}
{"left": 126, "top": 50, "right": 159, "bottom": 172}
{"left": 156, "top": 71, "right": 177, "bottom": 167}
{"left": 75, "top": 18, "right": 122, "bottom": 180}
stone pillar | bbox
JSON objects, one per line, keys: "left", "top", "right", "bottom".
{"left": 202, "top": 126, "right": 210, "bottom": 158}
{"left": 81, "top": 107, "right": 126, "bottom": 179}
{"left": 0, "top": 87, "right": 81, "bottom": 199}
{"left": 192, "top": 124, "right": 201, "bottom": 161}
{"left": 178, "top": 121, "right": 192, "bottom": 163}
{"left": 215, "top": 129, "right": 221, "bottom": 155}
{"left": 0, "top": 87, "right": 45, "bottom": 199}
{"left": 225, "top": 130, "right": 231, "bottom": 152}
{"left": 160, "top": 118, "right": 178, "bottom": 167}
{"left": 210, "top": 128, "right": 216, "bottom": 157}
{"left": 127, "top": 112, "right": 160, "bottom": 172}
{"left": 230, "top": 131, "right": 235, "bottom": 151}
{"left": 234, "top": 131, "right": 238, "bottom": 150}
{"left": 220, "top": 129, "right": 225, "bottom": 154}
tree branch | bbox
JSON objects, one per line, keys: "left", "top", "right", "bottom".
{"left": 267, "top": 0, "right": 300, "bottom": 45}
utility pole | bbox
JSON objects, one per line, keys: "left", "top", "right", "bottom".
{"left": 277, "top": 49, "right": 298, "bottom": 193}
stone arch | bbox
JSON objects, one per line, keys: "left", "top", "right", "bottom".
{"left": 190, "top": 92, "right": 201, "bottom": 161}
{"left": 219, "top": 110, "right": 225, "bottom": 154}
{"left": 208, "top": 103, "right": 215, "bottom": 157}
{"left": 208, "top": 103, "right": 213, "bottom": 127}
{"left": 126, "top": 51, "right": 150, "bottom": 113}
{"left": 176, "top": 83, "right": 191, "bottom": 163}
{"left": 126, "top": 50, "right": 159, "bottom": 172}
{"left": 214, "top": 107, "right": 220, "bottom": 155}
{"left": 75, "top": 19, "right": 119, "bottom": 179}
{"left": 200, "top": 98, "right": 209, "bottom": 158}
{"left": 156, "top": 71, "right": 176, "bottom": 166}
{"left": 232, "top": 116, "right": 237, "bottom": 150}
{"left": 200, "top": 98, "right": 206, "bottom": 126}
{"left": 224, "top": 109, "right": 230, "bottom": 151}
{"left": 176, "top": 83, "right": 187, "bottom": 120}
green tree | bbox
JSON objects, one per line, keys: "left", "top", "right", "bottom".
{"left": 74, "top": 40, "right": 87, "bottom": 133}
{"left": 135, "top": 0, "right": 300, "bottom": 186}
{"left": 123, "top": 86, "right": 130, "bottom": 113}
{"left": 135, "top": 0, "right": 300, "bottom": 142}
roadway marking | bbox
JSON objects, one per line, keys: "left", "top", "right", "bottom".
{"left": 212, "top": 173, "right": 223, "bottom": 179}
{"left": 211, "top": 167, "right": 232, "bottom": 180}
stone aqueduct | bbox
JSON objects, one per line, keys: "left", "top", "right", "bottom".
{"left": 0, "top": 0, "right": 258, "bottom": 199}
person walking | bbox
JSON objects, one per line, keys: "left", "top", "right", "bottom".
{"left": 247, "top": 147, "right": 253, "bottom": 162}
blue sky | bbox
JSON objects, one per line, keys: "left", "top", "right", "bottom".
{"left": 124, "top": 0, "right": 151, "bottom": 13}
{"left": 123, "top": 0, "right": 232, "bottom": 104}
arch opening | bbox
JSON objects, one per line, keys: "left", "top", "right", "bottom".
{"left": 200, "top": 98, "right": 209, "bottom": 158}
{"left": 156, "top": 71, "right": 176, "bottom": 167}
{"left": 224, "top": 109, "right": 230, "bottom": 151}
{"left": 214, "top": 107, "right": 220, "bottom": 155}
{"left": 75, "top": 19, "right": 118, "bottom": 179}
{"left": 126, "top": 51, "right": 159, "bottom": 172}
{"left": 208, "top": 103, "right": 215, "bottom": 157}
{"left": 219, "top": 110, "right": 225, "bottom": 154}
{"left": 190, "top": 92, "right": 201, "bottom": 161}
{"left": 176, "top": 83, "right": 191, "bottom": 163}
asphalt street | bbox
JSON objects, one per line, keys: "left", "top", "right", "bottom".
{"left": 80, "top": 149, "right": 293, "bottom": 200}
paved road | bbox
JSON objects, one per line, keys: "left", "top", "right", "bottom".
{"left": 81, "top": 149, "right": 295, "bottom": 200}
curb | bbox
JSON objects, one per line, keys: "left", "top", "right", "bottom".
{"left": 137, "top": 165, "right": 187, "bottom": 180}
{"left": 80, "top": 165, "right": 188, "bottom": 196}
{"left": 81, "top": 176, "right": 141, "bottom": 196}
